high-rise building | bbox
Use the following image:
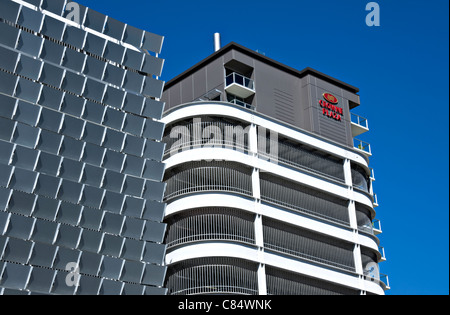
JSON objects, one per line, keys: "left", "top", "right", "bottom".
{"left": 0, "top": 0, "right": 167, "bottom": 295}
{"left": 161, "top": 40, "right": 389, "bottom": 295}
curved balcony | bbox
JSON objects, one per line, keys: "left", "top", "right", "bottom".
{"left": 165, "top": 257, "right": 259, "bottom": 295}
{"left": 165, "top": 208, "right": 256, "bottom": 249}
{"left": 164, "top": 161, "right": 253, "bottom": 202}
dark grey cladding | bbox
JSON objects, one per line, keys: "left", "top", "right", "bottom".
{"left": 0, "top": 0, "right": 167, "bottom": 295}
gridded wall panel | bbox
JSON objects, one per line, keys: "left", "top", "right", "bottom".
{"left": 0, "top": 0, "right": 167, "bottom": 295}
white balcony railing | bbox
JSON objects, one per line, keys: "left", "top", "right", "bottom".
{"left": 225, "top": 73, "right": 255, "bottom": 99}
{"left": 354, "top": 138, "right": 372, "bottom": 155}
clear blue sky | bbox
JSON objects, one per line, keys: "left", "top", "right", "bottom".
{"left": 76, "top": 0, "right": 449, "bottom": 295}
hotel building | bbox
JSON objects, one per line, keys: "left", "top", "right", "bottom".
{"left": 161, "top": 40, "right": 389, "bottom": 295}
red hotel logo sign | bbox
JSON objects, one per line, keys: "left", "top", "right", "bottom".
{"left": 320, "top": 93, "right": 343, "bottom": 122}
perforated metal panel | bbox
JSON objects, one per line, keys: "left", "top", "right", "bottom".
{"left": 0, "top": 0, "right": 166, "bottom": 295}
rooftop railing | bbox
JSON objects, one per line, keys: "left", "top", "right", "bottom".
{"left": 351, "top": 113, "right": 369, "bottom": 129}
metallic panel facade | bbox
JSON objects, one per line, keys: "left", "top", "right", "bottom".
{"left": 0, "top": 0, "right": 167, "bottom": 295}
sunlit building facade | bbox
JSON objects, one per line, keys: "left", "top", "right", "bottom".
{"left": 0, "top": 0, "right": 167, "bottom": 295}
{"left": 161, "top": 42, "right": 389, "bottom": 295}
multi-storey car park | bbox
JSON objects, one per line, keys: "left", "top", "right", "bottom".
{"left": 0, "top": 0, "right": 167, "bottom": 295}
{"left": 161, "top": 39, "right": 389, "bottom": 295}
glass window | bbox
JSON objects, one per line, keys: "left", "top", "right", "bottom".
{"left": 55, "top": 224, "right": 82, "bottom": 249}
{"left": 99, "top": 256, "right": 124, "bottom": 280}
{"left": 39, "top": 63, "right": 64, "bottom": 88}
{"left": 3, "top": 237, "right": 33, "bottom": 264}
{"left": 29, "top": 242, "right": 58, "bottom": 268}
{"left": 121, "top": 217, "right": 144, "bottom": 239}
{"left": 79, "top": 251, "right": 103, "bottom": 277}
{"left": 0, "top": 140, "right": 14, "bottom": 165}
{"left": 142, "top": 139, "right": 165, "bottom": 161}
{"left": 0, "top": 117, "right": 16, "bottom": 142}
